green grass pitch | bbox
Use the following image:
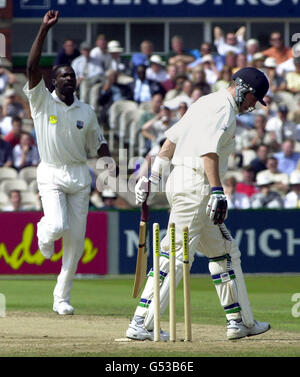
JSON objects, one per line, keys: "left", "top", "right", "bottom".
{"left": 0, "top": 275, "right": 299, "bottom": 357}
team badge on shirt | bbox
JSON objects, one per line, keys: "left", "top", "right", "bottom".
{"left": 76, "top": 120, "right": 84, "bottom": 129}
{"left": 49, "top": 115, "right": 57, "bottom": 124}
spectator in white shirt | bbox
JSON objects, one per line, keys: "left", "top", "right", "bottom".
{"left": 200, "top": 55, "right": 219, "bottom": 86}
{"left": 256, "top": 156, "right": 289, "bottom": 195}
{"left": 165, "top": 74, "right": 188, "bottom": 101}
{"left": 232, "top": 53, "right": 248, "bottom": 75}
{"left": 146, "top": 55, "right": 168, "bottom": 83}
{"left": 90, "top": 34, "right": 112, "bottom": 72}
{"left": 72, "top": 41, "right": 104, "bottom": 104}
{"left": 273, "top": 139, "right": 300, "bottom": 175}
{"left": 224, "top": 176, "right": 250, "bottom": 209}
{"left": 266, "top": 105, "right": 299, "bottom": 143}
{"left": 2, "top": 89, "right": 29, "bottom": 119}
{"left": 2, "top": 190, "right": 24, "bottom": 212}
{"left": 190, "top": 67, "right": 211, "bottom": 95}
{"left": 107, "top": 40, "right": 128, "bottom": 74}
{"left": 276, "top": 34, "right": 300, "bottom": 77}
{"left": 164, "top": 79, "right": 194, "bottom": 110}
{"left": 0, "top": 63, "right": 17, "bottom": 96}
{"left": 13, "top": 132, "right": 39, "bottom": 171}
{"left": 131, "top": 64, "right": 165, "bottom": 104}
{"left": 284, "top": 170, "right": 300, "bottom": 208}
{"left": 247, "top": 114, "right": 280, "bottom": 153}
{"left": 136, "top": 102, "right": 188, "bottom": 182}
{"left": 214, "top": 26, "right": 246, "bottom": 58}
{"left": 250, "top": 175, "right": 284, "bottom": 209}
{"left": 252, "top": 52, "right": 266, "bottom": 71}
{"left": 246, "top": 39, "right": 260, "bottom": 63}
{"left": 141, "top": 105, "right": 176, "bottom": 149}
{"left": 174, "top": 101, "right": 188, "bottom": 122}
{"left": 0, "top": 104, "right": 12, "bottom": 136}
{"left": 263, "top": 57, "right": 286, "bottom": 95}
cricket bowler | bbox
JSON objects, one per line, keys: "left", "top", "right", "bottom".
{"left": 24, "top": 10, "right": 114, "bottom": 315}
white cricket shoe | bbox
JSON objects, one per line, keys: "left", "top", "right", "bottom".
{"left": 53, "top": 301, "right": 74, "bottom": 315}
{"left": 126, "top": 319, "right": 169, "bottom": 341}
{"left": 227, "top": 319, "right": 270, "bottom": 340}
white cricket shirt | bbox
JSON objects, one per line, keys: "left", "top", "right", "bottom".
{"left": 23, "top": 79, "right": 106, "bottom": 166}
{"left": 165, "top": 88, "right": 238, "bottom": 180}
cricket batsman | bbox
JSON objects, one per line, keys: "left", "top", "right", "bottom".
{"left": 24, "top": 10, "right": 115, "bottom": 315}
{"left": 127, "top": 67, "right": 271, "bottom": 340}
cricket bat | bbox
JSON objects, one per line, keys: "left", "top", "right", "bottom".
{"left": 132, "top": 201, "right": 149, "bottom": 298}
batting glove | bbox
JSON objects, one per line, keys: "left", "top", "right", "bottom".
{"left": 135, "top": 176, "right": 149, "bottom": 205}
{"left": 206, "top": 187, "right": 228, "bottom": 225}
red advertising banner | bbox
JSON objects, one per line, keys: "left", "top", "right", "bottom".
{"left": 0, "top": 212, "right": 108, "bottom": 275}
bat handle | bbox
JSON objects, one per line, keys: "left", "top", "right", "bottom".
{"left": 141, "top": 202, "right": 149, "bottom": 222}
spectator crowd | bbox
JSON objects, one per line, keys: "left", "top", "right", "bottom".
{"left": 1, "top": 26, "right": 300, "bottom": 211}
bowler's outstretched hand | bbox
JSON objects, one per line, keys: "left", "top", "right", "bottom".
{"left": 43, "top": 10, "right": 59, "bottom": 28}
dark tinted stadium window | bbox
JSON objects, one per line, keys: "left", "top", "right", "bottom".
{"left": 12, "top": 23, "right": 47, "bottom": 53}
{"left": 169, "top": 23, "right": 204, "bottom": 50}
{"left": 52, "top": 23, "right": 87, "bottom": 53}
{"left": 130, "top": 23, "right": 164, "bottom": 52}
{"left": 91, "top": 23, "right": 125, "bottom": 48}
{"left": 250, "top": 22, "right": 284, "bottom": 50}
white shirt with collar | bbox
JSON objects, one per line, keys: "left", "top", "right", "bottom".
{"left": 146, "top": 67, "right": 168, "bottom": 83}
{"left": 227, "top": 192, "right": 250, "bottom": 209}
{"left": 164, "top": 94, "right": 194, "bottom": 111}
{"left": 284, "top": 191, "right": 300, "bottom": 208}
{"left": 133, "top": 79, "right": 152, "bottom": 103}
{"left": 0, "top": 115, "right": 12, "bottom": 135}
{"left": 165, "top": 88, "right": 238, "bottom": 180}
{"left": 23, "top": 79, "right": 106, "bottom": 166}
{"left": 13, "top": 143, "right": 40, "bottom": 169}
{"left": 214, "top": 35, "right": 245, "bottom": 56}
{"left": 71, "top": 55, "right": 103, "bottom": 79}
{"left": 89, "top": 47, "right": 112, "bottom": 71}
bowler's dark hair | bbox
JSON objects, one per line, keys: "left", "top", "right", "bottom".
{"left": 52, "top": 64, "right": 73, "bottom": 80}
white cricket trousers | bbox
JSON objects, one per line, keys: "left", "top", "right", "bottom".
{"left": 135, "top": 165, "right": 253, "bottom": 329}
{"left": 37, "top": 162, "right": 91, "bottom": 304}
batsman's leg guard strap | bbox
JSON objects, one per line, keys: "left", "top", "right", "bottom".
{"left": 138, "top": 298, "right": 152, "bottom": 309}
{"left": 208, "top": 254, "right": 231, "bottom": 263}
{"left": 148, "top": 268, "right": 167, "bottom": 282}
{"left": 211, "top": 270, "right": 236, "bottom": 285}
{"left": 160, "top": 251, "right": 169, "bottom": 260}
{"left": 224, "top": 302, "right": 241, "bottom": 315}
